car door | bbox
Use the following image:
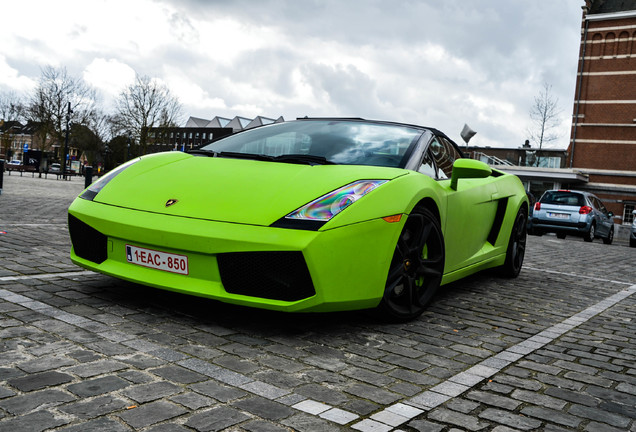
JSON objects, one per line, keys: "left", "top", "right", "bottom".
{"left": 590, "top": 196, "right": 612, "bottom": 237}
{"left": 424, "top": 137, "right": 501, "bottom": 273}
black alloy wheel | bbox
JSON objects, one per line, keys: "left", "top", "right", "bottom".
{"left": 500, "top": 207, "right": 527, "bottom": 278}
{"left": 378, "top": 206, "right": 445, "bottom": 321}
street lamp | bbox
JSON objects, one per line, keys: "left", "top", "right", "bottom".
{"left": 63, "top": 102, "right": 73, "bottom": 180}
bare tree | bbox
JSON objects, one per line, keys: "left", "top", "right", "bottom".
{"left": 112, "top": 74, "right": 182, "bottom": 157}
{"left": 0, "top": 91, "right": 26, "bottom": 122}
{"left": 528, "top": 82, "right": 562, "bottom": 151}
{"left": 27, "top": 66, "right": 97, "bottom": 156}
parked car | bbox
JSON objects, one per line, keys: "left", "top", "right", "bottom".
{"left": 630, "top": 210, "right": 636, "bottom": 248}
{"left": 48, "top": 163, "right": 61, "bottom": 174}
{"left": 6, "top": 160, "right": 23, "bottom": 171}
{"left": 531, "top": 189, "right": 614, "bottom": 244}
{"left": 68, "top": 117, "right": 529, "bottom": 321}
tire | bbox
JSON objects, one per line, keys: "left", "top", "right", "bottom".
{"left": 602, "top": 226, "right": 614, "bottom": 245}
{"left": 377, "top": 206, "right": 445, "bottom": 321}
{"left": 630, "top": 238, "right": 636, "bottom": 248}
{"left": 556, "top": 233, "right": 566, "bottom": 239}
{"left": 499, "top": 207, "right": 527, "bottom": 278}
{"left": 584, "top": 223, "right": 595, "bottom": 242}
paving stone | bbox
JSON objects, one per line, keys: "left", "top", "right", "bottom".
{"left": 64, "top": 359, "right": 129, "bottom": 378}
{"left": 466, "top": 390, "right": 521, "bottom": 411}
{"left": 428, "top": 407, "right": 489, "bottom": 431}
{"left": 16, "top": 354, "right": 75, "bottom": 373}
{"left": 189, "top": 380, "right": 248, "bottom": 402}
{"left": 345, "top": 383, "right": 401, "bottom": 405}
{"left": 118, "top": 400, "right": 187, "bottom": 429}
{"left": 0, "top": 409, "right": 70, "bottom": 432}
{"left": 0, "top": 389, "right": 75, "bottom": 414}
{"left": 568, "top": 403, "right": 632, "bottom": 429}
{"left": 233, "top": 396, "right": 295, "bottom": 420}
{"left": 145, "top": 424, "right": 193, "bottom": 432}
{"left": 170, "top": 391, "right": 216, "bottom": 410}
{"left": 7, "top": 370, "right": 73, "bottom": 392}
{"left": 240, "top": 419, "right": 290, "bottom": 432}
{"left": 479, "top": 407, "right": 542, "bottom": 430}
{"left": 59, "top": 395, "right": 128, "bottom": 418}
{"left": 67, "top": 375, "right": 130, "bottom": 397}
{"left": 281, "top": 413, "right": 343, "bottom": 432}
{"left": 150, "top": 364, "right": 207, "bottom": 384}
{"left": 122, "top": 381, "right": 182, "bottom": 403}
{"left": 520, "top": 406, "right": 583, "bottom": 428}
{"left": 57, "top": 417, "right": 131, "bottom": 432}
{"left": 184, "top": 405, "right": 250, "bottom": 431}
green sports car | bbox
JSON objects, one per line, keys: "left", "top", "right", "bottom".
{"left": 68, "top": 118, "right": 528, "bottom": 320}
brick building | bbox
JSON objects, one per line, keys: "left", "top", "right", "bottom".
{"left": 568, "top": 0, "right": 636, "bottom": 224}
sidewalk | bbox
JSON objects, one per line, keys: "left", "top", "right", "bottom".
{"left": 0, "top": 173, "right": 634, "bottom": 431}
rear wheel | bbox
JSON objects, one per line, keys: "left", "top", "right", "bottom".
{"left": 378, "top": 206, "right": 445, "bottom": 321}
{"left": 499, "top": 207, "right": 527, "bottom": 278}
{"left": 556, "top": 233, "right": 566, "bottom": 239}
{"left": 584, "top": 223, "right": 595, "bottom": 242}
{"left": 602, "top": 226, "right": 614, "bottom": 245}
{"left": 630, "top": 238, "right": 636, "bottom": 248}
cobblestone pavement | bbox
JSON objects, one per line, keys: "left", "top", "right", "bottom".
{"left": 0, "top": 173, "right": 634, "bottom": 432}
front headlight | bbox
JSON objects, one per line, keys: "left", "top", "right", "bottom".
{"left": 286, "top": 180, "right": 387, "bottom": 222}
{"left": 80, "top": 158, "right": 140, "bottom": 201}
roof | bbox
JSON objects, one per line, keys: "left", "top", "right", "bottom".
{"left": 589, "top": 0, "right": 636, "bottom": 14}
{"left": 497, "top": 166, "right": 590, "bottom": 183}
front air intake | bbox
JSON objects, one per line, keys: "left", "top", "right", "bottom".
{"left": 217, "top": 251, "right": 315, "bottom": 302}
{"left": 68, "top": 214, "right": 108, "bottom": 264}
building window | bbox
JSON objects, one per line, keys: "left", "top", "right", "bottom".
{"left": 624, "top": 204, "right": 635, "bottom": 225}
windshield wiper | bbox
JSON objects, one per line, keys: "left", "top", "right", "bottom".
{"left": 217, "top": 151, "right": 275, "bottom": 162}
{"left": 272, "top": 154, "right": 335, "bottom": 165}
{"left": 187, "top": 149, "right": 218, "bottom": 157}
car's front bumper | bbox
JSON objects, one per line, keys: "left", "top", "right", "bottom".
{"left": 68, "top": 198, "right": 404, "bottom": 312}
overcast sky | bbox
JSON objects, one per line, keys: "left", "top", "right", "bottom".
{"left": 1, "top": 0, "right": 583, "bottom": 148}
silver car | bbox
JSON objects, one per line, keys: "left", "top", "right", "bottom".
{"left": 531, "top": 189, "right": 614, "bottom": 244}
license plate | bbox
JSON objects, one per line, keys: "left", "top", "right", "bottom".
{"left": 547, "top": 212, "right": 569, "bottom": 219}
{"left": 125, "top": 245, "right": 189, "bottom": 275}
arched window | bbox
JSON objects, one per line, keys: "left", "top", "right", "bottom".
{"left": 591, "top": 33, "right": 603, "bottom": 58}
{"left": 604, "top": 32, "right": 616, "bottom": 58}
{"left": 618, "top": 31, "right": 630, "bottom": 56}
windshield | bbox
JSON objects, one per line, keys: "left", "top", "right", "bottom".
{"left": 540, "top": 191, "right": 586, "bottom": 206}
{"left": 199, "top": 120, "right": 424, "bottom": 168}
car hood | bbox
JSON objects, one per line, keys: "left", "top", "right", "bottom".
{"left": 93, "top": 152, "right": 407, "bottom": 226}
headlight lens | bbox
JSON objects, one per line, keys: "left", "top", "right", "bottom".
{"left": 80, "top": 158, "right": 140, "bottom": 201}
{"left": 285, "top": 180, "right": 387, "bottom": 222}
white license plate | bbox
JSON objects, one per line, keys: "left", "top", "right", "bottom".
{"left": 125, "top": 245, "right": 189, "bottom": 275}
{"left": 547, "top": 212, "right": 569, "bottom": 219}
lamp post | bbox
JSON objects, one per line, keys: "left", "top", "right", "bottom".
{"left": 63, "top": 102, "right": 72, "bottom": 180}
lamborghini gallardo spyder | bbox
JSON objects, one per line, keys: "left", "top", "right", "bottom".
{"left": 68, "top": 118, "right": 528, "bottom": 320}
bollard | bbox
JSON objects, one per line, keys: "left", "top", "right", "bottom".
{"left": 84, "top": 166, "right": 93, "bottom": 189}
{"left": 0, "top": 160, "right": 3, "bottom": 195}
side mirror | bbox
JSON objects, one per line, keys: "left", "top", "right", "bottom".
{"left": 450, "top": 159, "right": 492, "bottom": 190}
{"left": 608, "top": 211, "right": 614, "bottom": 218}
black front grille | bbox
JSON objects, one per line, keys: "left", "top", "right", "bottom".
{"left": 217, "top": 251, "right": 315, "bottom": 302}
{"left": 68, "top": 214, "right": 108, "bottom": 264}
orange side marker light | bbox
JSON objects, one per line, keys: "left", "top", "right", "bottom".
{"left": 382, "top": 214, "right": 402, "bottom": 223}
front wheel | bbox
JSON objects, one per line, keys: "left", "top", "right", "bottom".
{"left": 602, "top": 226, "right": 614, "bottom": 245}
{"left": 377, "top": 206, "right": 445, "bottom": 321}
{"left": 499, "top": 207, "right": 527, "bottom": 278}
{"left": 584, "top": 223, "right": 595, "bottom": 242}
